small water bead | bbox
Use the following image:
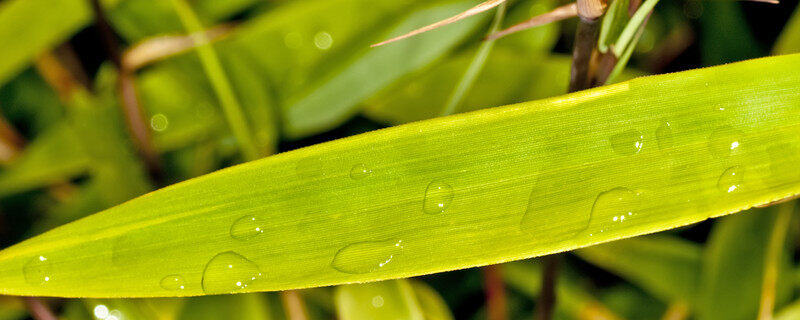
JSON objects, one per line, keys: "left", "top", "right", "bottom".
{"left": 314, "top": 31, "right": 333, "bottom": 50}
{"left": 160, "top": 274, "right": 186, "bottom": 291}
{"left": 331, "top": 240, "right": 404, "bottom": 274}
{"left": 23, "top": 255, "right": 53, "bottom": 285}
{"left": 230, "top": 215, "right": 266, "bottom": 241}
{"left": 708, "top": 126, "right": 744, "bottom": 158}
{"left": 423, "top": 181, "right": 454, "bottom": 214}
{"left": 717, "top": 166, "right": 744, "bottom": 193}
{"left": 150, "top": 114, "right": 168, "bottom": 132}
{"left": 350, "top": 164, "right": 373, "bottom": 180}
{"left": 201, "top": 251, "right": 262, "bottom": 294}
{"left": 656, "top": 122, "right": 674, "bottom": 150}
{"left": 610, "top": 129, "right": 644, "bottom": 155}
{"left": 588, "top": 188, "right": 641, "bottom": 236}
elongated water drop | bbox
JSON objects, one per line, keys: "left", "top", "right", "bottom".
{"left": 423, "top": 181, "right": 454, "bottom": 214}
{"left": 708, "top": 126, "right": 743, "bottom": 158}
{"left": 160, "top": 274, "right": 186, "bottom": 291}
{"left": 350, "top": 164, "right": 372, "bottom": 180}
{"left": 717, "top": 166, "right": 744, "bottom": 193}
{"left": 201, "top": 251, "right": 262, "bottom": 294}
{"left": 23, "top": 255, "right": 53, "bottom": 285}
{"left": 587, "top": 188, "right": 641, "bottom": 236}
{"left": 656, "top": 122, "right": 674, "bottom": 150}
{"left": 610, "top": 130, "right": 644, "bottom": 155}
{"left": 230, "top": 215, "right": 265, "bottom": 241}
{"left": 331, "top": 239, "right": 403, "bottom": 274}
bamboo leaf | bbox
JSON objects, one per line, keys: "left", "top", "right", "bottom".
{"left": 697, "top": 206, "right": 795, "bottom": 320}
{"left": 0, "top": 0, "right": 120, "bottom": 86}
{"left": 283, "top": 0, "right": 488, "bottom": 137}
{"left": 0, "top": 54, "right": 799, "bottom": 297}
{"left": 335, "top": 280, "right": 424, "bottom": 320}
{"left": 575, "top": 235, "right": 701, "bottom": 303}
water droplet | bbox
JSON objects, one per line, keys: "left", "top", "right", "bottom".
{"left": 201, "top": 251, "right": 262, "bottom": 294}
{"left": 423, "top": 181, "right": 454, "bottom": 214}
{"left": 107, "top": 310, "right": 122, "bottom": 320}
{"left": 588, "top": 188, "right": 640, "bottom": 235}
{"left": 717, "top": 166, "right": 744, "bottom": 193}
{"left": 656, "top": 122, "right": 674, "bottom": 150}
{"left": 520, "top": 171, "right": 594, "bottom": 240}
{"left": 350, "top": 164, "right": 372, "bottom": 180}
{"left": 160, "top": 274, "right": 186, "bottom": 291}
{"left": 150, "top": 114, "right": 168, "bottom": 132}
{"left": 331, "top": 240, "right": 403, "bottom": 274}
{"left": 610, "top": 130, "right": 644, "bottom": 155}
{"left": 314, "top": 31, "right": 333, "bottom": 50}
{"left": 708, "top": 126, "right": 743, "bottom": 158}
{"left": 23, "top": 255, "right": 53, "bottom": 285}
{"left": 371, "top": 295, "right": 385, "bottom": 308}
{"left": 230, "top": 215, "right": 266, "bottom": 241}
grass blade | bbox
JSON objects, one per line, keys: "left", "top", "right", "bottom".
{"left": 0, "top": 54, "right": 799, "bottom": 297}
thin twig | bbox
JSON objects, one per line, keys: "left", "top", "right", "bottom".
{"left": 122, "top": 24, "right": 236, "bottom": 71}
{"left": 569, "top": 20, "right": 601, "bottom": 92}
{"left": 89, "top": 0, "right": 163, "bottom": 181}
{"left": 23, "top": 297, "right": 58, "bottom": 320}
{"left": 372, "top": 0, "right": 507, "bottom": 47}
{"left": 486, "top": 3, "right": 577, "bottom": 41}
{"left": 535, "top": 255, "right": 560, "bottom": 320}
{"left": 482, "top": 265, "right": 508, "bottom": 320}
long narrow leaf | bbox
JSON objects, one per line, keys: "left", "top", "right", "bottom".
{"left": 0, "top": 55, "right": 799, "bottom": 297}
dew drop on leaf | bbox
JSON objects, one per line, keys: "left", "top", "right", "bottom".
{"left": 610, "top": 129, "right": 644, "bottom": 155}
{"left": 201, "top": 251, "right": 262, "bottom": 294}
{"left": 331, "top": 240, "right": 403, "bottom": 274}
{"left": 159, "top": 274, "right": 186, "bottom": 291}
{"left": 349, "top": 164, "right": 373, "bottom": 180}
{"left": 423, "top": 181, "right": 454, "bottom": 214}
{"left": 23, "top": 255, "right": 52, "bottom": 285}
{"left": 587, "top": 188, "right": 640, "bottom": 235}
{"left": 717, "top": 166, "right": 744, "bottom": 193}
{"left": 656, "top": 122, "right": 674, "bottom": 150}
{"left": 230, "top": 215, "right": 266, "bottom": 241}
{"left": 708, "top": 126, "right": 743, "bottom": 158}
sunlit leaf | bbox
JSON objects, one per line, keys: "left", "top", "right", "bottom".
{"left": 0, "top": 55, "right": 799, "bottom": 297}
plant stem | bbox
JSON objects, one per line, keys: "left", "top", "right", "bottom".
{"left": 441, "top": 2, "right": 507, "bottom": 116}
{"left": 169, "top": 0, "right": 260, "bottom": 161}
{"left": 535, "top": 255, "right": 560, "bottom": 320}
{"left": 0, "top": 110, "right": 24, "bottom": 165}
{"left": 281, "top": 290, "right": 310, "bottom": 320}
{"left": 23, "top": 297, "right": 58, "bottom": 320}
{"left": 89, "top": 0, "right": 163, "bottom": 181}
{"left": 758, "top": 202, "right": 795, "bottom": 320}
{"left": 569, "top": 19, "right": 601, "bottom": 92}
{"left": 482, "top": 264, "right": 508, "bottom": 320}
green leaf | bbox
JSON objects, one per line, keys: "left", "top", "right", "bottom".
{"left": 1, "top": 54, "right": 800, "bottom": 297}
{"left": 409, "top": 280, "right": 453, "bottom": 320}
{"left": 697, "top": 207, "right": 795, "bottom": 320}
{"left": 0, "top": 0, "right": 120, "bottom": 86}
{"left": 178, "top": 294, "right": 275, "bottom": 320}
{"left": 775, "top": 6, "right": 800, "bottom": 55}
{"left": 335, "top": 280, "right": 424, "bottom": 320}
{"left": 282, "top": 0, "right": 488, "bottom": 137}
{"left": 574, "top": 235, "right": 701, "bottom": 303}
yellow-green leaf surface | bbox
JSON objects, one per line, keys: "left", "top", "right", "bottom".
{"left": 1, "top": 54, "right": 800, "bottom": 298}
